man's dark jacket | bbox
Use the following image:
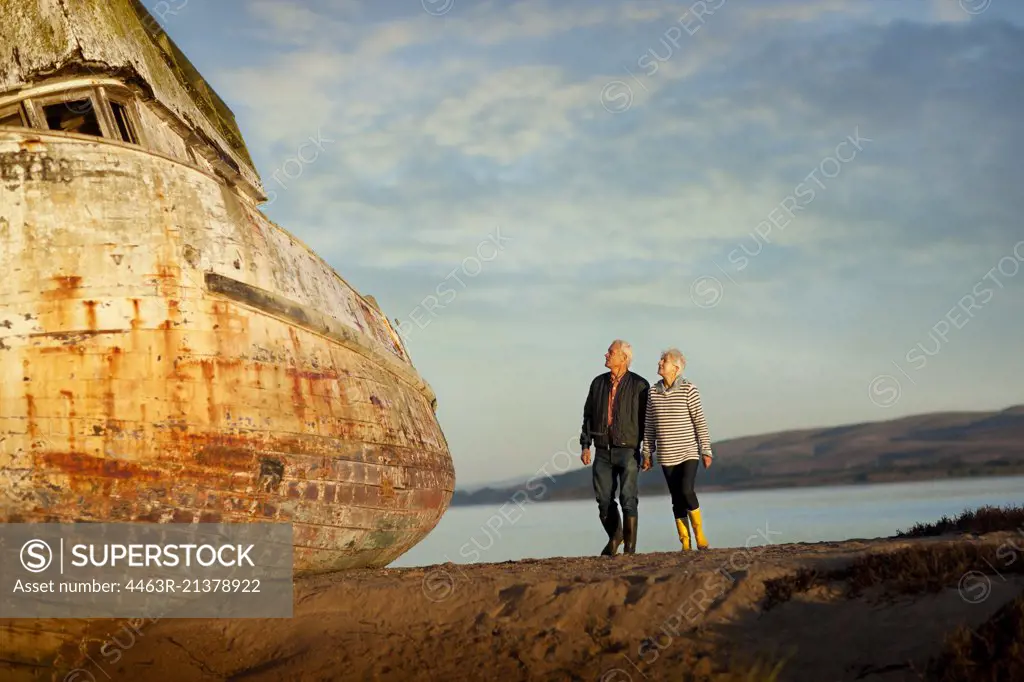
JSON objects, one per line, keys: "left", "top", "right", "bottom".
{"left": 580, "top": 371, "right": 650, "bottom": 451}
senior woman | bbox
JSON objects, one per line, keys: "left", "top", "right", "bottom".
{"left": 640, "top": 348, "right": 714, "bottom": 550}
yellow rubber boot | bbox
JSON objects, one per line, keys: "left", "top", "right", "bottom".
{"left": 675, "top": 518, "right": 691, "bottom": 551}
{"left": 688, "top": 508, "right": 709, "bottom": 550}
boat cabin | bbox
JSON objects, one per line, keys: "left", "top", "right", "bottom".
{"left": 1, "top": 82, "right": 142, "bottom": 144}
{"left": 0, "top": 0, "right": 266, "bottom": 203}
{"left": 0, "top": 78, "right": 223, "bottom": 180}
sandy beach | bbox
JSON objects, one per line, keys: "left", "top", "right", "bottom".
{"left": 59, "top": 528, "right": 1023, "bottom": 682}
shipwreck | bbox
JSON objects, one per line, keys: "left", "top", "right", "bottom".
{"left": 0, "top": 0, "right": 454, "bottom": 676}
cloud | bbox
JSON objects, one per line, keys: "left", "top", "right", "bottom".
{"left": 930, "top": 0, "right": 973, "bottom": 24}
{"left": 736, "top": 0, "right": 872, "bottom": 25}
{"left": 166, "top": 0, "right": 1024, "bottom": 485}
{"left": 417, "top": 65, "right": 597, "bottom": 163}
{"left": 242, "top": 0, "right": 359, "bottom": 44}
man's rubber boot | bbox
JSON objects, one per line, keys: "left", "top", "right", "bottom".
{"left": 623, "top": 515, "right": 638, "bottom": 554}
{"left": 600, "top": 511, "right": 623, "bottom": 556}
{"left": 675, "top": 517, "right": 691, "bottom": 551}
{"left": 688, "top": 508, "right": 709, "bottom": 550}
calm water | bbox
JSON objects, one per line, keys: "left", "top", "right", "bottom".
{"left": 389, "top": 476, "right": 1024, "bottom": 567}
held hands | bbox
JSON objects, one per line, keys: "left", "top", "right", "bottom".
{"left": 580, "top": 448, "right": 657, "bottom": 470}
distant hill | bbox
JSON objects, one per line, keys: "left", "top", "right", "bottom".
{"left": 452, "top": 405, "right": 1024, "bottom": 506}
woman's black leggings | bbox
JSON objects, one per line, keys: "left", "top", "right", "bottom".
{"left": 662, "top": 460, "right": 699, "bottom": 519}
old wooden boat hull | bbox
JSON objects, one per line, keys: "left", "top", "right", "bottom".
{"left": 2, "top": 2, "right": 456, "bottom": 678}
{"left": 0, "top": 129, "right": 455, "bottom": 679}
{"left": 0, "top": 128, "right": 454, "bottom": 569}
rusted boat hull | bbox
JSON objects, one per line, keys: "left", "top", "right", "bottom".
{"left": 3, "top": 4, "right": 455, "bottom": 677}
{"left": 0, "top": 129, "right": 455, "bottom": 679}
{"left": 0, "top": 129, "right": 455, "bottom": 571}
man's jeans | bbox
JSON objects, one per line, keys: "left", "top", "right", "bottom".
{"left": 593, "top": 446, "right": 640, "bottom": 520}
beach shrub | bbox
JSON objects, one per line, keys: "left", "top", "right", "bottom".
{"left": 762, "top": 541, "right": 1024, "bottom": 609}
{"left": 926, "top": 590, "right": 1024, "bottom": 681}
{"left": 897, "top": 505, "right": 1024, "bottom": 538}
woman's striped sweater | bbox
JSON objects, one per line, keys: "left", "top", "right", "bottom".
{"left": 641, "top": 378, "right": 713, "bottom": 466}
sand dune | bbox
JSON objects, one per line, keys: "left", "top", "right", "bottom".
{"left": 60, "top": 529, "right": 1024, "bottom": 681}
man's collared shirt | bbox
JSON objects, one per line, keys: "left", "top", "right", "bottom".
{"left": 608, "top": 371, "right": 624, "bottom": 427}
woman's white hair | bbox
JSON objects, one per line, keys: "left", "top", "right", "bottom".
{"left": 660, "top": 347, "right": 686, "bottom": 372}
{"left": 612, "top": 339, "right": 633, "bottom": 367}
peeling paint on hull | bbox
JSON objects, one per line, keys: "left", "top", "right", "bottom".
{"left": 0, "top": 130, "right": 455, "bottom": 678}
{"left": 0, "top": 130, "right": 454, "bottom": 573}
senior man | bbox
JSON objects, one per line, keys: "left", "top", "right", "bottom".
{"left": 580, "top": 340, "right": 650, "bottom": 555}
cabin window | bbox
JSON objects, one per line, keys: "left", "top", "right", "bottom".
{"left": 0, "top": 104, "right": 26, "bottom": 128}
{"left": 109, "top": 100, "right": 138, "bottom": 144}
{"left": 42, "top": 99, "right": 103, "bottom": 137}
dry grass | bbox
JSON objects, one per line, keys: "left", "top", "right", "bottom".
{"left": 723, "top": 657, "right": 787, "bottom": 682}
{"left": 897, "top": 504, "right": 1024, "bottom": 538}
{"left": 676, "top": 650, "right": 789, "bottom": 682}
{"left": 762, "top": 567, "right": 821, "bottom": 611}
{"left": 763, "top": 542, "right": 1024, "bottom": 611}
{"left": 925, "top": 589, "right": 1024, "bottom": 681}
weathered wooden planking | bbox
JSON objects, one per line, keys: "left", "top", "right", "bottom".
{"left": 0, "top": 131, "right": 455, "bottom": 573}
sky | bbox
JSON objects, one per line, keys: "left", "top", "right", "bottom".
{"left": 155, "top": 0, "right": 1024, "bottom": 488}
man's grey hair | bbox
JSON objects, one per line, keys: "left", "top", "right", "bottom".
{"left": 661, "top": 347, "right": 686, "bottom": 372}
{"left": 612, "top": 339, "right": 633, "bottom": 367}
